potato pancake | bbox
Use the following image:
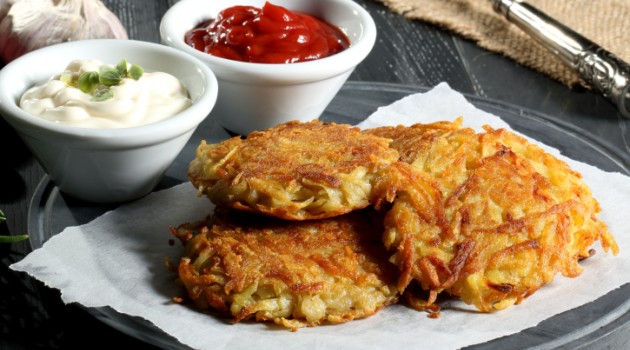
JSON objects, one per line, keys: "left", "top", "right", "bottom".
{"left": 171, "top": 207, "right": 399, "bottom": 330}
{"left": 188, "top": 120, "right": 400, "bottom": 220}
{"left": 367, "top": 120, "right": 618, "bottom": 312}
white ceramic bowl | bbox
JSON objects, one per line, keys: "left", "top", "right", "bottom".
{"left": 160, "top": 0, "right": 376, "bottom": 135}
{"left": 0, "top": 39, "right": 218, "bottom": 203}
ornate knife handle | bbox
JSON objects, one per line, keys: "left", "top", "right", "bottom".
{"left": 491, "top": 0, "right": 630, "bottom": 118}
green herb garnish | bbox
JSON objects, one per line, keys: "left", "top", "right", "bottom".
{"left": 92, "top": 88, "right": 115, "bottom": 102}
{"left": 78, "top": 71, "right": 100, "bottom": 94}
{"left": 128, "top": 64, "right": 144, "bottom": 81}
{"left": 116, "top": 58, "right": 128, "bottom": 76}
{"left": 61, "top": 59, "right": 144, "bottom": 102}
{"left": 0, "top": 210, "right": 29, "bottom": 244}
{"left": 99, "top": 65, "right": 123, "bottom": 86}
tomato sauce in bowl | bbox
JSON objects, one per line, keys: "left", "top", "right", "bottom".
{"left": 184, "top": 1, "right": 350, "bottom": 64}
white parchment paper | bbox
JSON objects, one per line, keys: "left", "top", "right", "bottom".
{"left": 12, "top": 83, "right": 630, "bottom": 350}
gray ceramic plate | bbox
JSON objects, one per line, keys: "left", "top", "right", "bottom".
{"left": 28, "top": 82, "right": 630, "bottom": 350}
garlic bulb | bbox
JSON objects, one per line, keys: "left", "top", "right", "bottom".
{"left": 0, "top": 0, "right": 128, "bottom": 63}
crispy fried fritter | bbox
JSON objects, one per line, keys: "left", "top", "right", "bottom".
{"left": 188, "top": 120, "right": 400, "bottom": 220}
{"left": 366, "top": 118, "right": 478, "bottom": 198}
{"left": 171, "top": 208, "right": 399, "bottom": 330}
{"left": 367, "top": 120, "right": 618, "bottom": 312}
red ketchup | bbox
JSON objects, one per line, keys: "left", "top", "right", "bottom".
{"left": 184, "top": 2, "right": 350, "bottom": 64}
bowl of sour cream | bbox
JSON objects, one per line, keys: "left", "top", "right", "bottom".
{"left": 0, "top": 39, "right": 219, "bottom": 203}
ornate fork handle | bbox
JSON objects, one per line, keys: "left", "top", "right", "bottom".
{"left": 490, "top": 0, "right": 630, "bottom": 118}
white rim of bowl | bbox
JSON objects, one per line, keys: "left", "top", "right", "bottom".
{"left": 0, "top": 39, "right": 218, "bottom": 146}
{"left": 159, "top": 0, "right": 377, "bottom": 83}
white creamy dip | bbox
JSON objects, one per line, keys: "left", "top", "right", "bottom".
{"left": 19, "top": 59, "right": 192, "bottom": 128}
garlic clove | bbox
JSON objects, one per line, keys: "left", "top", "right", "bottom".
{"left": 0, "top": 0, "right": 128, "bottom": 64}
{"left": 77, "top": 0, "right": 128, "bottom": 40}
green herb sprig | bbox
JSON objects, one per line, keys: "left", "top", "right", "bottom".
{"left": 0, "top": 210, "right": 29, "bottom": 243}
{"left": 61, "top": 59, "right": 144, "bottom": 102}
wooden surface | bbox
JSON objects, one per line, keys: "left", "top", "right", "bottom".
{"left": 1, "top": 0, "right": 629, "bottom": 349}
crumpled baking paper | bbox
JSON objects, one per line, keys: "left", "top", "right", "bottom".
{"left": 12, "top": 83, "right": 630, "bottom": 350}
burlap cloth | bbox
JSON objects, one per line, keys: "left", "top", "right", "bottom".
{"left": 376, "top": 0, "right": 630, "bottom": 88}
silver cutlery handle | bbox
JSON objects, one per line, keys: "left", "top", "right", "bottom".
{"left": 491, "top": 0, "right": 630, "bottom": 118}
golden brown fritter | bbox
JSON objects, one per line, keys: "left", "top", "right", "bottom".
{"left": 366, "top": 118, "right": 478, "bottom": 198}
{"left": 171, "top": 207, "right": 399, "bottom": 330}
{"left": 188, "top": 120, "right": 400, "bottom": 220}
{"left": 367, "top": 120, "right": 618, "bottom": 312}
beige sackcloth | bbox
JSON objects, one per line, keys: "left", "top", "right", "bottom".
{"left": 375, "top": 0, "right": 630, "bottom": 87}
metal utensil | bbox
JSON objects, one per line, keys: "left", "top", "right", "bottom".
{"left": 490, "top": 0, "right": 630, "bottom": 118}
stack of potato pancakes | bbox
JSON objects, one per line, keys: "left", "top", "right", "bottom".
{"left": 170, "top": 119, "right": 618, "bottom": 330}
